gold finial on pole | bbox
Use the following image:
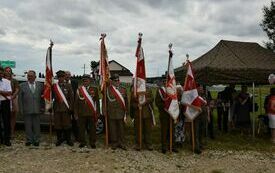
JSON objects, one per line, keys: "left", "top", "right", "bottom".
{"left": 186, "top": 54, "right": 189, "bottom": 61}
{"left": 168, "top": 43, "right": 173, "bottom": 50}
{"left": 50, "top": 40, "right": 54, "bottom": 48}
{"left": 100, "top": 33, "right": 107, "bottom": 40}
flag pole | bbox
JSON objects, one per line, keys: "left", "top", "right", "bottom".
{"left": 104, "top": 83, "right": 108, "bottom": 146}
{"left": 138, "top": 33, "right": 143, "bottom": 150}
{"left": 184, "top": 55, "right": 195, "bottom": 152}
{"left": 100, "top": 33, "right": 109, "bottom": 147}
{"left": 167, "top": 43, "right": 173, "bottom": 153}
{"left": 191, "top": 120, "right": 195, "bottom": 152}
{"left": 139, "top": 104, "right": 142, "bottom": 150}
{"left": 49, "top": 40, "right": 54, "bottom": 146}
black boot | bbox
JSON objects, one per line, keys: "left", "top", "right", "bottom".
{"left": 55, "top": 130, "right": 63, "bottom": 146}
{"left": 65, "top": 129, "right": 73, "bottom": 146}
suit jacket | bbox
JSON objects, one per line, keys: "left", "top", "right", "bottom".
{"left": 18, "top": 81, "right": 44, "bottom": 114}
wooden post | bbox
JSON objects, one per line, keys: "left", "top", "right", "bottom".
{"left": 191, "top": 120, "right": 195, "bottom": 152}
{"left": 169, "top": 117, "right": 173, "bottom": 152}
{"left": 139, "top": 105, "right": 142, "bottom": 150}
{"left": 259, "top": 86, "right": 262, "bottom": 115}
{"left": 49, "top": 109, "right": 53, "bottom": 145}
{"left": 252, "top": 82, "right": 255, "bottom": 138}
{"left": 104, "top": 85, "right": 109, "bottom": 146}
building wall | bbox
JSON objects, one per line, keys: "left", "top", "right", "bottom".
{"left": 109, "top": 62, "right": 123, "bottom": 71}
{"left": 120, "top": 76, "right": 133, "bottom": 84}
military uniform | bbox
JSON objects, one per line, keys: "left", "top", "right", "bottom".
{"left": 65, "top": 72, "right": 79, "bottom": 142}
{"left": 194, "top": 88, "right": 208, "bottom": 153}
{"left": 130, "top": 86, "right": 154, "bottom": 150}
{"left": 53, "top": 71, "right": 74, "bottom": 146}
{"left": 74, "top": 83, "right": 99, "bottom": 148}
{"left": 107, "top": 74, "right": 128, "bottom": 149}
{"left": 155, "top": 86, "right": 176, "bottom": 153}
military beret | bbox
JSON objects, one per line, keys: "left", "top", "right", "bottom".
{"left": 110, "top": 73, "right": 119, "bottom": 80}
{"left": 56, "top": 70, "right": 66, "bottom": 78}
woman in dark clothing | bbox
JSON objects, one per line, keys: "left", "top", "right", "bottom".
{"left": 234, "top": 85, "right": 252, "bottom": 134}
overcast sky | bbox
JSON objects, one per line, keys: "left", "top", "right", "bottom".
{"left": 0, "top": 0, "right": 272, "bottom": 77}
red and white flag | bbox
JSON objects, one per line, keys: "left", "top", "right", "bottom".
{"left": 134, "top": 33, "right": 146, "bottom": 104}
{"left": 164, "top": 45, "right": 179, "bottom": 120}
{"left": 181, "top": 60, "right": 206, "bottom": 120}
{"left": 99, "top": 34, "right": 110, "bottom": 91}
{"left": 43, "top": 41, "right": 54, "bottom": 111}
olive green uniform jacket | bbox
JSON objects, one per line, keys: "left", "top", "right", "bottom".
{"left": 53, "top": 82, "right": 74, "bottom": 129}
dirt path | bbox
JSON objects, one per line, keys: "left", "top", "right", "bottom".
{"left": 0, "top": 139, "right": 274, "bottom": 173}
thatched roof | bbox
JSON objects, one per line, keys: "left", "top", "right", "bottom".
{"left": 175, "top": 40, "right": 275, "bottom": 85}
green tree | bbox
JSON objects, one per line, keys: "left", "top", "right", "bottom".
{"left": 90, "top": 60, "right": 99, "bottom": 79}
{"left": 260, "top": 1, "right": 275, "bottom": 51}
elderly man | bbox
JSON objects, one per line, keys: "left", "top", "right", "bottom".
{"left": 19, "top": 70, "right": 44, "bottom": 146}
{"left": 74, "top": 74, "right": 99, "bottom": 148}
{"left": 53, "top": 70, "right": 74, "bottom": 146}
{"left": 0, "top": 67, "right": 12, "bottom": 146}
{"left": 107, "top": 74, "right": 128, "bottom": 150}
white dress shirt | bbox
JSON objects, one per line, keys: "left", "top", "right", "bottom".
{"left": 0, "top": 78, "right": 12, "bottom": 101}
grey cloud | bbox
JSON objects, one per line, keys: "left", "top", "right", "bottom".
{"left": 0, "top": 0, "right": 272, "bottom": 77}
{"left": 0, "top": 28, "right": 6, "bottom": 35}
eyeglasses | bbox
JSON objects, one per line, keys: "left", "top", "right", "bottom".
{"left": 113, "top": 79, "right": 119, "bottom": 82}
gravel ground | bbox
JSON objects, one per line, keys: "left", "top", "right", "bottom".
{"left": 0, "top": 135, "right": 274, "bottom": 173}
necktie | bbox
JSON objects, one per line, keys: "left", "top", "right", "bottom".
{"left": 30, "top": 84, "right": 35, "bottom": 94}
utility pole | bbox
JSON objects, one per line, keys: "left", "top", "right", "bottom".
{"left": 82, "top": 64, "right": 86, "bottom": 74}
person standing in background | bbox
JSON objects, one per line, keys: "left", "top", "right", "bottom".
{"left": 65, "top": 71, "right": 79, "bottom": 142}
{"left": 0, "top": 67, "right": 12, "bottom": 146}
{"left": 264, "top": 87, "right": 275, "bottom": 143}
{"left": 234, "top": 85, "right": 252, "bottom": 134}
{"left": 4, "top": 67, "right": 19, "bottom": 138}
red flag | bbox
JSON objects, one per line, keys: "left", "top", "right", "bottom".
{"left": 181, "top": 60, "right": 206, "bottom": 120}
{"left": 134, "top": 33, "right": 146, "bottom": 104}
{"left": 43, "top": 41, "right": 54, "bottom": 111}
{"left": 164, "top": 44, "right": 179, "bottom": 120}
{"left": 99, "top": 34, "right": 110, "bottom": 91}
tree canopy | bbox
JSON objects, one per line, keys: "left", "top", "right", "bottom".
{"left": 260, "top": 1, "right": 275, "bottom": 51}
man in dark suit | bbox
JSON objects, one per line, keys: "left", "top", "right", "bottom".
{"left": 18, "top": 70, "right": 44, "bottom": 146}
{"left": 65, "top": 71, "right": 79, "bottom": 142}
